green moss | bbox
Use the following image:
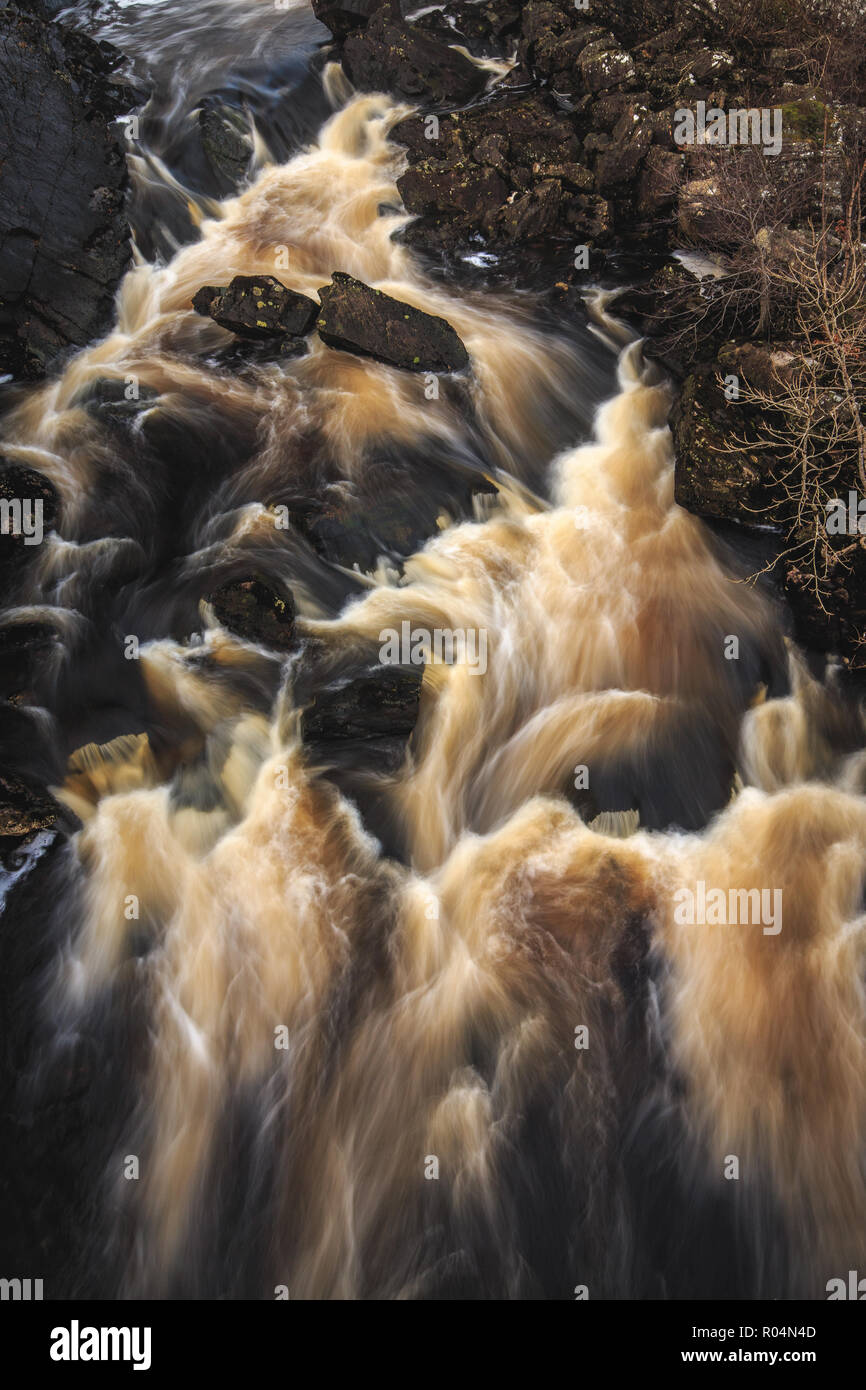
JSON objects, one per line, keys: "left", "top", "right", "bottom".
{"left": 782, "top": 99, "right": 828, "bottom": 143}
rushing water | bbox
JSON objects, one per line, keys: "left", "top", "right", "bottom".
{"left": 2, "top": 0, "right": 866, "bottom": 1299}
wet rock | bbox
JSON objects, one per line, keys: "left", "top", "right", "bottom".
{"left": 0, "top": 624, "right": 57, "bottom": 699}
{"left": 0, "top": 8, "right": 134, "bottom": 378}
{"left": 301, "top": 665, "right": 422, "bottom": 745}
{"left": 198, "top": 104, "right": 253, "bottom": 193}
{"left": 0, "top": 463, "right": 59, "bottom": 575}
{"left": 342, "top": 0, "right": 488, "bottom": 105}
{"left": 206, "top": 576, "right": 297, "bottom": 652}
{"left": 0, "top": 769, "right": 58, "bottom": 839}
{"left": 192, "top": 276, "right": 319, "bottom": 341}
{"left": 316, "top": 272, "right": 469, "bottom": 373}
{"left": 310, "top": 0, "right": 390, "bottom": 39}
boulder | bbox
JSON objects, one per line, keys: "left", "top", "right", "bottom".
{"left": 316, "top": 273, "right": 469, "bottom": 373}
{"left": 342, "top": 0, "right": 488, "bottom": 105}
{"left": 192, "top": 276, "right": 319, "bottom": 340}
{"left": 301, "top": 665, "right": 422, "bottom": 744}
{"left": 310, "top": 0, "right": 390, "bottom": 39}
{"left": 197, "top": 105, "right": 253, "bottom": 193}
{"left": 206, "top": 576, "right": 297, "bottom": 652}
{"left": 0, "top": 463, "right": 59, "bottom": 575}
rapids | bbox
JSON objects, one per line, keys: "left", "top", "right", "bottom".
{"left": 1, "top": 0, "right": 865, "bottom": 1300}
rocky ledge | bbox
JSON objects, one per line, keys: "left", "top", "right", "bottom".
{"left": 313, "top": 0, "right": 866, "bottom": 671}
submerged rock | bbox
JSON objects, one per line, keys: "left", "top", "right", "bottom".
{"left": 301, "top": 665, "right": 422, "bottom": 745}
{"left": 316, "top": 272, "right": 469, "bottom": 373}
{"left": 206, "top": 576, "right": 297, "bottom": 653}
{"left": 0, "top": 8, "right": 134, "bottom": 378}
{"left": 192, "top": 276, "right": 319, "bottom": 341}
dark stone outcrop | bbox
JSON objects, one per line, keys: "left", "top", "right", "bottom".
{"left": 0, "top": 7, "right": 134, "bottom": 378}
{"left": 342, "top": 0, "right": 488, "bottom": 105}
{"left": 206, "top": 576, "right": 297, "bottom": 652}
{"left": 316, "top": 272, "right": 469, "bottom": 373}
{"left": 311, "top": 0, "right": 390, "bottom": 40}
{"left": 192, "top": 276, "right": 319, "bottom": 341}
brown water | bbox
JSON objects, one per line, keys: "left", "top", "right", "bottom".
{"left": 2, "top": 0, "right": 865, "bottom": 1300}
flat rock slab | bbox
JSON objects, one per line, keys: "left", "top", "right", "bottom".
{"left": 192, "top": 275, "right": 319, "bottom": 340}
{"left": 316, "top": 272, "right": 469, "bottom": 373}
{"left": 0, "top": 9, "right": 133, "bottom": 376}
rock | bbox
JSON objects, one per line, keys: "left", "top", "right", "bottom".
{"left": 342, "top": 0, "right": 488, "bottom": 105}
{"left": 310, "top": 0, "right": 389, "bottom": 39}
{"left": 206, "top": 576, "right": 297, "bottom": 652}
{"left": 0, "top": 8, "right": 134, "bottom": 378}
{"left": 0, "top": 769, "right": 58, "bottom": 839}
{"left": 198, "top": 105, "right": 253, "bottom": 193}
{"left": 579, "top": 37, "right": 636, "bottom": 93}
{"left": 301, "top": 665, "right": 422, "bottom": 744}
{"left": 0, "top": 463, "right": 59, "bottom": 575}
{"left": 398, "top": 162, "right": 509, "bottom": 238}
{"left": 0, "top": 623, "right": 56, "bottom": 699}
{"left": 672, "top": 363, "right": 774, "bottom": 523}
{"left": 316, "top": 272, "right": 469, "bottom": 373}
{"left": 497, "top": 180, "right": 563, "bottom": 240}
{"left": 192, "top": 276, "right": 319, "bottom": 340}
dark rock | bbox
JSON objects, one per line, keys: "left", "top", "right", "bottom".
{"left": 0, "top": 623, "right": 57, "bottom": 698}
{"left": 672, "top": 362, "right": 774, "bottom": 523}
{"left": 0, "top": 9, "right": 134, "bottom": 378}
{"left": 192, "top": 276, "right": 319, "bottom": 340}
{"left": 310, "top": 0, "right": 389, "bottom": 39}
{"left": 397, "top": 162, "right": 509, "bottom": 236}
{"left": 579, "top": 37, "right": 636, "bottom": 92}
{"left": 497, "top": 179, "right": 563, "bottom": 240}
{"left": 206, "top": 576, "right": 297, "bottom": 652}
{"left": 198, "top": 105, "right": 253, "bottom": 193}
{"left": 0, "top": 768, "right": 58, "bottom": 839}
{"left": 342, "top": 0, "right": 488, "bottom": 105}
{"left": 316, "top": 272, "right": 469, "bottom": 373}
{"left": 0, "top": 463, "right": 59, "bottom": 575}
{"left": 301, "top": 664, "right": 422, "bottom": 744}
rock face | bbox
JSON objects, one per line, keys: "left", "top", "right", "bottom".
{"left": 192, "top": 276, "right": 319, "bottom": 341}
{"left": 311, "top": 0, "right": 390, "bottom": 38}
{"left": 0, "top": 7, "right": 134, "bottom": 378}
{"left": 206, "top": 577, "right": 297, "bottom": 652}
{"left": 316, "top": 272, "right": 469, "bottom": 372}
